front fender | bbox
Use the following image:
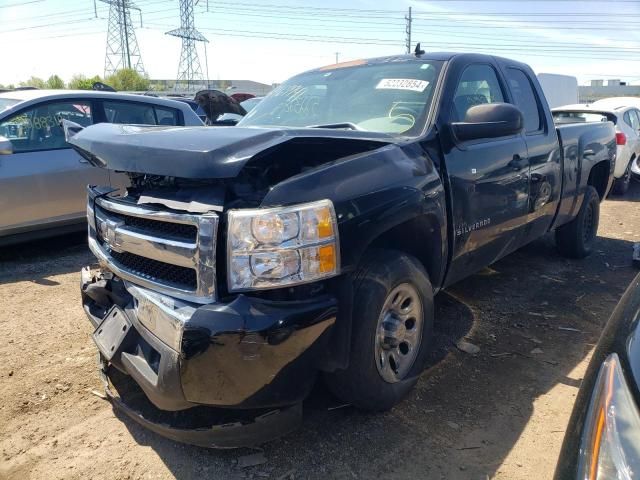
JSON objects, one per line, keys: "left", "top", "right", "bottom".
{"left": 261, "top": 142, "right": 447, "bottom": 274}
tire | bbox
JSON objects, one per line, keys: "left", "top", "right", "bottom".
{"left": 324, "top": 249, "right": 434, "bottom": 412}
{"left": 611, "top": 161, "right": 632, "bottom": 195}
{"left": 555, "top": 186, "right": 600, "bottom": 259}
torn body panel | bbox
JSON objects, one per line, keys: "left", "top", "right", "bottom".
{"left": 82, "top": 268, "right": 337, "bottom": 410}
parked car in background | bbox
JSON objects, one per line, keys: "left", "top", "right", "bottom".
{"left": 594, "top": 98, "right": 640, "bottom": 187}
{"left": 0, "top": 89, "right": 203, "bottom": 246}
{"left": 555, "top": 273, "right": 640, "bottom": 479}
{"left": 230, "top": 92, "right": 255, "bottom": 103}
{"left": 553, "top": 102, "right": 640, "bottom": 195}
{"left": 216, "top": 96, "right": 263, "bottom": 124}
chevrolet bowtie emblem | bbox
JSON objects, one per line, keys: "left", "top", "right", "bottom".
{"left": 99, "top": 218, "right": 124, "bottom": 252}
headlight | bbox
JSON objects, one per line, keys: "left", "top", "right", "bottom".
{"left": 578, "top": 353, "right": 640, "bottom": 479}
{"left": 227, "top": 199, "right": 339, "bottom": 291}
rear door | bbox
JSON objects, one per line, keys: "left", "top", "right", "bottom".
{"left": 629, "top": 109, "right": 640, "bottom": 158}
{"left": 501, "top": 65, "right": 561, "bottom": 243}
{"left": 441, "top": 62, "right": 530, "bottom": 285}
{"left": 0, "top": 99, "right": 107, "bottom": 235}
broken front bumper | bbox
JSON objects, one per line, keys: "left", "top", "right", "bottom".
{"left": 81, "top": 268, "right": 337, "bottom": 447}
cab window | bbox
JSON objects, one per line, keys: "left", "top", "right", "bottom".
{"left": 451, "top": 64, "right": 504, "bottom": 122}
{"left": 0, "top": 101, "right": 92, "bottom": 153}
{"left": 505, "top": 68, "right": 543, "bottom": 133}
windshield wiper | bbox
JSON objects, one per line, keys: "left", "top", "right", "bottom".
{"left": 306, "top": 122, "right": 364, "bottom": 131}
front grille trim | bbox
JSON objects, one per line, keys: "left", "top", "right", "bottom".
{"left": 90, "top": 194, "right": 218, "bottom": 304}
{"left": 97, "top": 206, "right": 198, "bottom": 242}
{"left": 110, "top": 250, "right": 197, "bottom": 291}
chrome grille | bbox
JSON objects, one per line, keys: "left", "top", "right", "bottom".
{"left": 88, "top": 193, "right": 218, "bottom": 304}
{"left": 110, "top": 251, "right": 198, "bottom": 290}
{"left": 100, "top": 208, "right": 198, "bottom": 242}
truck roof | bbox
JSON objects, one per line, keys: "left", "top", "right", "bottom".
{"left": 308, "top": 52, "right": 530, "bottom": 74}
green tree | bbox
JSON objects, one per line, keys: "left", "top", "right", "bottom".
{"left": 68, "top": 74, "right": 103, "bottom": 90}
{"left": 105, "top": 69, "right": 150, "bottom": 91}
{"left": 19, "top": 76, "right": 46, "bottom": 89}
{"left": 45, "top": 74, "right": 65, "bottom": 89}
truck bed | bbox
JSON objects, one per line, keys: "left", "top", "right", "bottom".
{"left": 554, "top": 121, "right": 616, "bottom": 227}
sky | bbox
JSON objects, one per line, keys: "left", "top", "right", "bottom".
{"left": 0, "top": 0, "right": 639, "bottom": 87}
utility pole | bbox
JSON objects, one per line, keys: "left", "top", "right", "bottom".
{"left": 335, "top": 52, "right": 340, "bottom": 64}
{"left": 405, "top": 6, "right": 412, "bottom": 54}
{"left": 166, "top": 0, "right": 209, "bottom": 92}
{"left": 101, "top": 0, "right": 145, "bottom": 77}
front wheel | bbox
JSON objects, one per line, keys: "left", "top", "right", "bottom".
{"left": 324, "top": 249, "right": 434, "bottom": 412}
{"left": 555, "top": 185, "right": 600, "bottom": 259}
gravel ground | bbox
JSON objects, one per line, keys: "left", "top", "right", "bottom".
{"left": 1, "top": 182, "right": 639, "bottom": 480}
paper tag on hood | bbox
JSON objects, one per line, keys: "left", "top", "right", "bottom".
{"left": 375, "top": 78, "right": 429, "bottom": 92}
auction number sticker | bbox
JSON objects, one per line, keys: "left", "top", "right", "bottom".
{"left": 376, "top": 78, "right": 429, "bottom": 92}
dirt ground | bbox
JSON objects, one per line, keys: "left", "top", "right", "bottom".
{"left": 1, "top": 183, "right": 639, "bottom": 480}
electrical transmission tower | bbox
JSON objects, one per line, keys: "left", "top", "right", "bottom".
{"left": 166, "top": 0, "right": 209, "bottom": 91}
{"left": 102, "top": 0, "right": 146, "bottom": 78}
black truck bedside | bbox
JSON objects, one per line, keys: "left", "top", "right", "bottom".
{"left": 71, "top": 52, "right": 616, "bottom": 447}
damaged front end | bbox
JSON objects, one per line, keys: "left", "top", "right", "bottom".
{"left": 82, "top": 185, "right": 339, "bottom": 447}
{"left": 72, "top": 124, "right": 391, "bottom": 446}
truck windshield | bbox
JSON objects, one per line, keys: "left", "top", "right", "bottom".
{"left": 238, "top": 59, "right": 443, "bottom": 136}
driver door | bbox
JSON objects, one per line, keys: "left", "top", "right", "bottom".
{"left": 442, "top": 63, "right": 530, "bottom": 286}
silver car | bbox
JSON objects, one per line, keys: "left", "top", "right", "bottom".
{"left": 0, "top": 90, "right": 203, "bottom": 245}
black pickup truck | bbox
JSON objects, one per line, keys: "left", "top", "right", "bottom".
{"left": 70, "top": 52, "right": 616, "bottom": 447}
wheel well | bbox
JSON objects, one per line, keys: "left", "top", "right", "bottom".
{"left": 588, "top": 161, "right": 610, "bottom": 200}
{"left": 368, "top": 215, "right": 443, "bottom": 288}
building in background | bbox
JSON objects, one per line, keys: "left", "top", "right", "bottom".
{"left": 579, "top": 79, "right": 640, "bottom": 103}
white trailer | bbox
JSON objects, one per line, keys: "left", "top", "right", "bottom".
{"left": 537, "top": 73, "right": 579, "bottom": 109}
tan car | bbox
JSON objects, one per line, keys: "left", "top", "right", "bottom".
{"left": 0, "top": 90, "right": 203, "bottom": 245}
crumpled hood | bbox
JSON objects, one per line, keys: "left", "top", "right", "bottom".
{"left": 67, "top": 123, "right": 393, "bottom": 179}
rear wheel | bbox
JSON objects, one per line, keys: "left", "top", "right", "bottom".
{"left": 324, "top": 249, "right": 434, "bottom": 411}
{"left": 612, "top": 161, "right": 632, "bottom": 195}
{"left": 555, "top": 186, "right": 600, "bottom": 259}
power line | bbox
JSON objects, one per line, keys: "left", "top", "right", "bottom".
{"left": 0, "top": 0, "right": 43, "bottom": 8}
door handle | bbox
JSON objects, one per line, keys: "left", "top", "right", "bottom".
{"left": 583, "top": 149, "right": 596, "bottom": 158}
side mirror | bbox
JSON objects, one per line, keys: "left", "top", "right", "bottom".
{"left": 0, "top": 135, "right": 13, "bottom": 155}
{"left": 451, "top": 103, "right": 524, "bottom": 142}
